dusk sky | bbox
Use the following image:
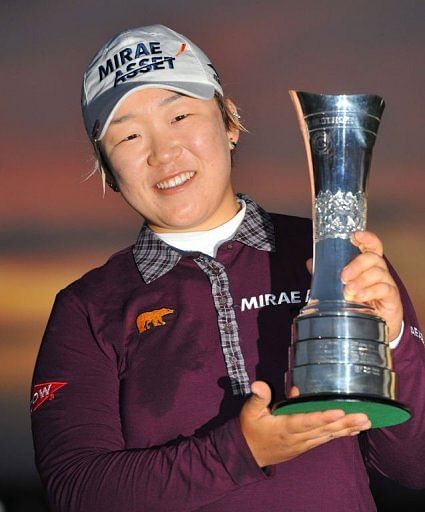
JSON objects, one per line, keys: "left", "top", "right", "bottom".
{"left": 1, "top": 0, "right": 424, "bottom": 489}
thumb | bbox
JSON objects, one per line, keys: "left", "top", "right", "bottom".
{"left": 288, "top": 386, "right": 300, "bottom": 399}
{"left": 245, "top": 381, "right": 272, "bottom": 415}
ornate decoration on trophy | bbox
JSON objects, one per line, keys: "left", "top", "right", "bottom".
{"left": 273, "top": 91, "right": 411, "bottom": 428}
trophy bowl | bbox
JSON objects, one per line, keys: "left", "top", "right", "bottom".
{"left": 273, "top": 91, "right": 410, "bottom": 428}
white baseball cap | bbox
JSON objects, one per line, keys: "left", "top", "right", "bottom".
{"left": 81, "top": 24, "right": 223, "bottom": 141}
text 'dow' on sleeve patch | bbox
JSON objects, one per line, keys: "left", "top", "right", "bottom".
{"left": 30, "top": 382, "right": 68, "bottom": 413}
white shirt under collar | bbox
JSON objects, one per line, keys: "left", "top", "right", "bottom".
{"left": 155, "top": 200, "right": 246, "bottom": 258}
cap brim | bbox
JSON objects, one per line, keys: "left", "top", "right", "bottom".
{"left": 92, "top": 81, "right": 217, "bottom": 140}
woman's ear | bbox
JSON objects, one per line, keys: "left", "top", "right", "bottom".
{"left": 224, "top": 98, "right": 241, "bottom": 148}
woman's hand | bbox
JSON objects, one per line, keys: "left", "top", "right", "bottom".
{"left": 306, "top": 230, "right": 403, "bottom": 341}
{"left": 340, "top": 231, "right": 403, "bottom": 341}
{"left": 240, "top": 382, "right": 371, "bottom": 468}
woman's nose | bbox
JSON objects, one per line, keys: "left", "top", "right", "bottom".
{"left": 147, "top": 134, "right": 182, "bottom": 167}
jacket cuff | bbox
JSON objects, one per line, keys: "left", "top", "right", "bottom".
{"left": 212, "top": 417, "right": 273, "bottom": 487}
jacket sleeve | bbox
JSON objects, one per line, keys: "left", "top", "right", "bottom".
{"left": 31, "top": 289, "right": 267, "bottom": 512}
{"left": 363, "top": 262, "right": 425, "bottom": 489}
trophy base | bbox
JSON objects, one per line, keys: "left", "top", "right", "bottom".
{"left": 272, "top": 394, "right": 411, "bottom": 428}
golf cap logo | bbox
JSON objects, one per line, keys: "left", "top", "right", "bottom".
{"left": 97, "top": 41, "right": 177, "bottom": 87}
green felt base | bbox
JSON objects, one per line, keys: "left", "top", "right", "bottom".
{"left": 273, "top": 395, "right": 411, "bottom": 428}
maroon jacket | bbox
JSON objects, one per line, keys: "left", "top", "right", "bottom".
{"left": 31, "top": 210, "right": 425, "bottom": 512}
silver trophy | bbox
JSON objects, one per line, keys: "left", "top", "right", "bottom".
{"left": 273, "top": 91, "right": 410, "bottom": 428}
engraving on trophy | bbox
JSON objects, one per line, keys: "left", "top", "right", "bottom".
{"left": 311, "top": 131, "right": 333, "bottom": 156}
{"left": 306, "top": 113, "right": 357, "bottom": 130}
{"left": 319, "top": 115, "right": 356, "bottom": 126}
{"left": 314, "top": 190, "right": 367, "bottom": 242}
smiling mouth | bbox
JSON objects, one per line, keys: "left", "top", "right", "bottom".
{"left": 156, "top": 171, "right": 195, "bottom": 190}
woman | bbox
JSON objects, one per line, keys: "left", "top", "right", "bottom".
{"left": 31, "top": 24, "right": 425, "bottom": 511}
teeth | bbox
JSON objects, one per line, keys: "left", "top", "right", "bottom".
{"left": 156, "top": 171, "right": 195, "bottom": 190}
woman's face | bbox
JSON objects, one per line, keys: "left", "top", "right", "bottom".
{"left": 101, "top": 88, "right": 239, "bottom": 232}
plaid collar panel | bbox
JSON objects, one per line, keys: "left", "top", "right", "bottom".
{"left": 132, "top": 193, "right": 276, "bottom": 284}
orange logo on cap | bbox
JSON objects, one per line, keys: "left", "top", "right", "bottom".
{"left": 175, "top": 43, "right": 187, "bottom": 57}
{"left": 136, "top": 308, "right": 175, "bottom": 334}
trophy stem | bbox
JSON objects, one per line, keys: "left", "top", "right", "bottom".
{"left": 273, "top": 91, "right": 410, "bottom": 428}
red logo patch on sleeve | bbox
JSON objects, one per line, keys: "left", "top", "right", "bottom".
{"left": 31, "top": 382, "right": 68, "bottom": 413}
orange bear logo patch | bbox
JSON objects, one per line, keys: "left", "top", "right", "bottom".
{"left": 136, "top": 308, "right": 175, "bottom": 334}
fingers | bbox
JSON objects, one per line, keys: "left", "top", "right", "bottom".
{"left": 284, "top": 410, "right": 370, "bottom": 437}
{"left": 326, "top": 415, "right": 372, "bottom": 438}
{"left": 303, "top": 416, "right": 372, "bottom": 449}
{"left": 305, "top": 258, "right": 313, "bottom": 275}
{"left": 250, "top": 381, "right": 272, "bottom": 404}
{"left": 286, "top": 410, "right": 344, "bottom": 433}
{"left": 340, "top": 231, "right": 395, "bottom": 303}
{"left": 244, "top": 381, "right": 272, "bottom": 418}
{"left": 350, "top": 230, "right": 383, "bottom": 256}
{"left": 285, "top": 411, "right": 372, "bottom": 454}
{"left": 339, "top": 231, "right": 403, "bottom": 339}
{"left": 287, "top": 386, "right": 300, "bottom": 398}
{"left": 341, "top": 251, "right": 388, "bottom": 286}
{"left": 341, "top": 230, "right": 385, "bottom": 283}
{"left": 346, "top": 281, "right": 400, "bottom": 306}
{"left": 343, "top": 265, "right": 398, "bottom": 304}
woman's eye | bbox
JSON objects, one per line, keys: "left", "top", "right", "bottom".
{"left": 121, "top": 133, "right": 140, "bottom": 143}
{"left": 173, "top": 114, "right": 189, "bottom": 123}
